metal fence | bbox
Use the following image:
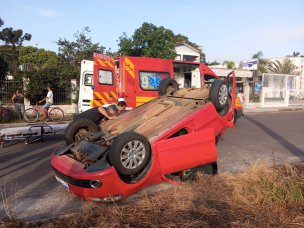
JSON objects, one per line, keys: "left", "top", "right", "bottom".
{"left": 0, "top": 79, "right": 72, "bottom": 105}
{"left": 29, "top": 84, "right": 72, "bottom": 105}
{"left": 262, "top": 73, "right": 304, "bottom": 107}
{"left": 0, "top": 80, "right": 23, "bottom": 105}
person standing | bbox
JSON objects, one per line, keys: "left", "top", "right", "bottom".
{"left": 39, "top": 85, "right": 53, "bottom": 121}
{"left": 11, "top": 89, "right": 25, "bottom": 119}
{"left": 237, "top": 87, "right": 245, "bottom": 107}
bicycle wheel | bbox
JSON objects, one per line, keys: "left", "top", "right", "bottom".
{"left": 49, "top": 108, "right": 64, "bottom": 121}
{"left": 23, "top": 108, "right": 39, "bottom": 123}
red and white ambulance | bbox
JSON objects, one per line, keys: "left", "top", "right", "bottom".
{"left": 79, "top": 53, "right": 225, "bottom": 112}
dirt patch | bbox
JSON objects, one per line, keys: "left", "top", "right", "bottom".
{"left": 2, "top": 162, "right": 304, "bottom": 227}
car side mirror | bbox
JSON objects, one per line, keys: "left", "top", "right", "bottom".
{"left": 91, "top": 86, "right": 95, "bottom": 90}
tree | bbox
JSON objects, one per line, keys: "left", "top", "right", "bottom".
{"left": 267, "top": 58, "right": 297, "bottom": 75}
{"left": 222, "top": 60, "right": 235, "bottom": 69}
{"left": 0, "top": 55, "right": 9, "bottom": 80}
{"left": 286, "top": 52, "right": 300, "bottom": 57}
{"left": 56, "top": 27, "right": 104, "bottom": 68}
{"left": 19, "top": 46, "right": 57, "bottom": 65}
{"left": 0, "top": 27, "right": 31, "bottom": 73}
{"left": 117, "top": 23, "right": 176, "bottom": 59}
{"left": 251, "top": 51, "right": 269, "bottom": 80}
{"left": 0, "top": 18, "right": 3, "bottom": 28}
{"left": 209, "top": 60, "right": 220, "bottom": 66}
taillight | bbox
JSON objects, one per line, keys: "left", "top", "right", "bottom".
{"left": 118, "top": 92, "right": 125, "bottom": 98}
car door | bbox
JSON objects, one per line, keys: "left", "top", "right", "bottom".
{"left": 155, "top": 128, "right": 217, "bottom": 175}
{"left": 226, "top": 71, "right": 236, "bottom": 114}
{"left": 92, "top": 53, "right": 117, "bottom": 107}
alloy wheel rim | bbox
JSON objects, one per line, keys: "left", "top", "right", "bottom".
{"left": 120, "top": 140, "right": 146, "bottom": 169}
{"left": 219, "top": 84, "right": 228, "bottom": 105}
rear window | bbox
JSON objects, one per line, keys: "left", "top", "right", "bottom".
{"left": 98, "top": 69, "right": 113, "bottom": 85}
{"left": 139, "top": 71, "right": 170, "bottom": 91}
{"left": 84, "top": 74, "right": 93, "bottom": 86}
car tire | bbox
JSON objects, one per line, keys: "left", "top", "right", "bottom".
{"left": 158, "top": 78, "right": 179, "bottom": 96}
{"left": 64, "top": 118, "right": 99, "bottom": 145}
{"left": 109, "top": 132, "right": 151, "bottom": 175}
{"left": 209, "top": 80, "right": 228, "bottom": 111}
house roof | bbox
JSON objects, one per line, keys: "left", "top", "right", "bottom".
{"left": 174, "top": 41, "right": 203, "bottom": 53}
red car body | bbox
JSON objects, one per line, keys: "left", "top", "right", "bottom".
{"left": 51, "top": 72, "right": 236, "bottom": 202}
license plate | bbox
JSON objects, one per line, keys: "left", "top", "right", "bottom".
{"left": 56, "top": 176, "right": 70, "bottom": 190}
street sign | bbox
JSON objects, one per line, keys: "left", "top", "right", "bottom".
{"left": 241, "top": 59, "right": 258, "bottom": 70}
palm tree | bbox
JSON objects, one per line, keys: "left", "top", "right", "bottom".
{"left": 251, "top": 51, "right": 268, "bottom": 79}
{"left": 286, "top": 52, "right": 300, "bottom": 57}
{"left": 267, "top": 58, "right": 297, "bottom": 75}
{"left": 222, "top": 60, "right": 235, "bottom": 69}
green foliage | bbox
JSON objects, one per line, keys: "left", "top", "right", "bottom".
{"left": 117, "top": 23, "right": 176, "bottom": 59}
{"left": 172, "top": 34, "right": 200, "bottom": 48}
{"left": 56, "top": 27, "right": 104, "bottom": 66}
{"left": 209, "top": 60, "right": 220, "bottom": 66}
{"left": 0, "top": 27, "right": 31, "bottom": 73}
{"left": 0, "top": 55, "right": 9, "bottom": 80}
{"left": 251, "top": 51, "right": 269, "bottom": 76}
{"left": 0, "top": 18, "right": 3, "bottom": 27}
{"left": 19, "top": 46, "right": 57, "bottom": 65}
{"left": 222, "top": 60, "right": 235, "bottom": 69}
{"left": 200, "top": 53, "right": 206, "bottom": 63}
{"left": 14, "top": 55, "right": 75, "bottom": 102}
{"left": 267, "top": 59, "right": 297, "bottom": 75}
{"left": 286, "top": 52, "right": 301, "bottom": 57}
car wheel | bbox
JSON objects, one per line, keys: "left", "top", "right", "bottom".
{"left": 64, "top": 118, "right": 99, "bottom": 145}
{"left": 209, "top": 80, "right": 228, "bottom": 111}
{"left": 158, "top": 78, "right": 179, "bottom": 96}
{"left": 109, "top": 132, "right": 151, "bottom": 176}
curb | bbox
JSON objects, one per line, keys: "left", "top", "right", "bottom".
{"left": 244, "top": 107, "right": 304, "bottom": 114}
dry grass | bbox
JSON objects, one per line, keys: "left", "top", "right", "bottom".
{"left": 3, "top": 162, "right": 304, "bottom": 228}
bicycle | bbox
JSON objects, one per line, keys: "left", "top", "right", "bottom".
{"left": 23, "top": 103, "right": 64, "bottom": 123}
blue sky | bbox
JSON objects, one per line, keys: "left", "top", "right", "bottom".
{"left": 1, "top": 0, "right": 304, "bottom": 63}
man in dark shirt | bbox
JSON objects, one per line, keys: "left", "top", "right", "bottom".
{"left": 73, "top": 104, "right": 118, "bottom": 124}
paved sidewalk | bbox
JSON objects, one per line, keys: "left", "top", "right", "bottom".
{"left": 243, "top": 105, "right": 304, "bottom": 114}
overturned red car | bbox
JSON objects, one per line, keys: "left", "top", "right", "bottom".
{"left": 51, "top": 72, "right": 236, "bottom": 202}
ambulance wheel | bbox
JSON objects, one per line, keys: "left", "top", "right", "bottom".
{"left": 64, "top": 118, "right": 99, "bottom": 145}
{"left": 209, "top": 80, "right": 228, "bottom": 111}
{"left": 158, "top": 78, "right": 179, "bottom": 96}
{"left": 109, "top": 132, "right": 151, "bottom": 176}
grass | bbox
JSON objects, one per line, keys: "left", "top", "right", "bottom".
{"left": 2, "top": 162, "right": 304, "bottom": 227}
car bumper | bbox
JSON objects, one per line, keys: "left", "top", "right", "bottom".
{"left": 51, "top": 148, "right": 163, "bottom": 202}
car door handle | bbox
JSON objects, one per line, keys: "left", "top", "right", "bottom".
{"left": 109, "top": 95, "right": 112, "bottom": 97}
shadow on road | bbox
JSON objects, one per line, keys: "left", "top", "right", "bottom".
{"left": 243, "top": 115, "right": 304, "bottom": 161}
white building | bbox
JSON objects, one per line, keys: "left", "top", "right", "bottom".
{"left": 174, "top": 41, "right": 203, "bottom": 63}
{"left": 268, "top": 57, "right": 304, "bottom": 76}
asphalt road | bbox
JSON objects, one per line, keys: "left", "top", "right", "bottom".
{"left": 0, "top": 111, "right": 304, "bottom": 222}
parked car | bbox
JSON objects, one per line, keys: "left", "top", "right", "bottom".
{"left": 51, "top": 73, "right": 236, "bottom": 202}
